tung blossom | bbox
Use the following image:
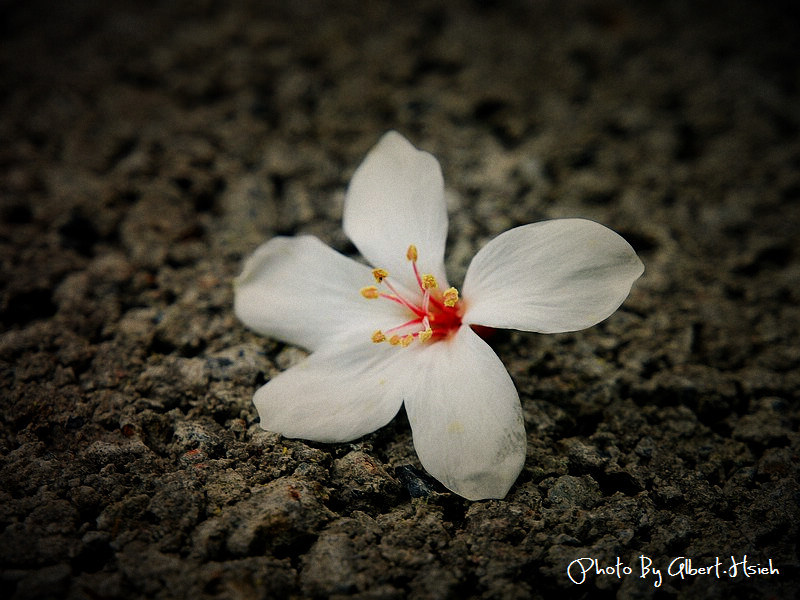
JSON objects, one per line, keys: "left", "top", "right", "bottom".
{"left": 235, "top": 131, "right": 643, "bottom": 500}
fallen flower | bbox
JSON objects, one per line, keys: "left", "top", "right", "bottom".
{"left": 235, "top": 131, "right": 644, "bottom": 500}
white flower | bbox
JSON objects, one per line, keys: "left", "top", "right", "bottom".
{"left": 234, "top": 131, "right": 644, "bottom": 500}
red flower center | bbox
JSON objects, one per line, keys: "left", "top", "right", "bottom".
{"left": 360, "top": 245, "right": 463, "bottom": 347}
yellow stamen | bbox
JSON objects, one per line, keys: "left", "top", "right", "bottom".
{"left": 418, "top": 328, "right": 433, "bottom": 343}
{"left": 361, "top": 286, "right": 379, "bottom": 299}
{"left": 443, "top": 287, "right": 459, "bottom": 307}
{"left": 389, "top": 335, "right": 401, "bottom": 346}
{"left": 371, "top": 330, "right": 386, "bottom": 343}
{"left": 400, "top": 334, "right": 414, "bottom": 347}
{"left": 406, "top": 245, "right": 418, "bottom": 262}
{"left": 421, "top": 274, "right": 438, "bottom": 289}
{"left": 372, "top": 268, "right": 388, "bottom": 283}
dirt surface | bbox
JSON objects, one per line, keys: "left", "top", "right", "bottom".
{"left": 2, "top": 1, "right": 799, "bottom": 598}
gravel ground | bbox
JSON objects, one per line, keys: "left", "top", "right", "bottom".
{"left": 1, "top": 1, "right": 799, "bottom": 598}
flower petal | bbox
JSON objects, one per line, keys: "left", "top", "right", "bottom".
{"left": 343, "top": 131, "right": 449, "bottom": 289}
{"left": 404, "top": 326, "right": 526, "bottom": 500}
{"left": 235, "top": 235, "right": 407, "bottom": 352}
{"left": 462, "top": 219, "right": 644, "bottom": 333}
{"left": 253, "top": 333, "right": 410, "bottom": 443}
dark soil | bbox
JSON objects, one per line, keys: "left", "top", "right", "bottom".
{"left": 2, "top": 1, "right": 798, "bottom": 598}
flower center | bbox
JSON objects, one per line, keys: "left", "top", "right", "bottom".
{"left": 360, "top": 245, "right": 463, "bottom": 347}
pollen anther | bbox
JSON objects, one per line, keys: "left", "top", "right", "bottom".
{"left": 361, "top": 286, "right": 379, "bottom": 299}
{"left": 361, "top": 248, "right": 462, "bottom": 348}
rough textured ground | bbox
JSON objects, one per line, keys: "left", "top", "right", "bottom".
{"left": 1, "top": 1, "right": 799, "bottom": 598}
